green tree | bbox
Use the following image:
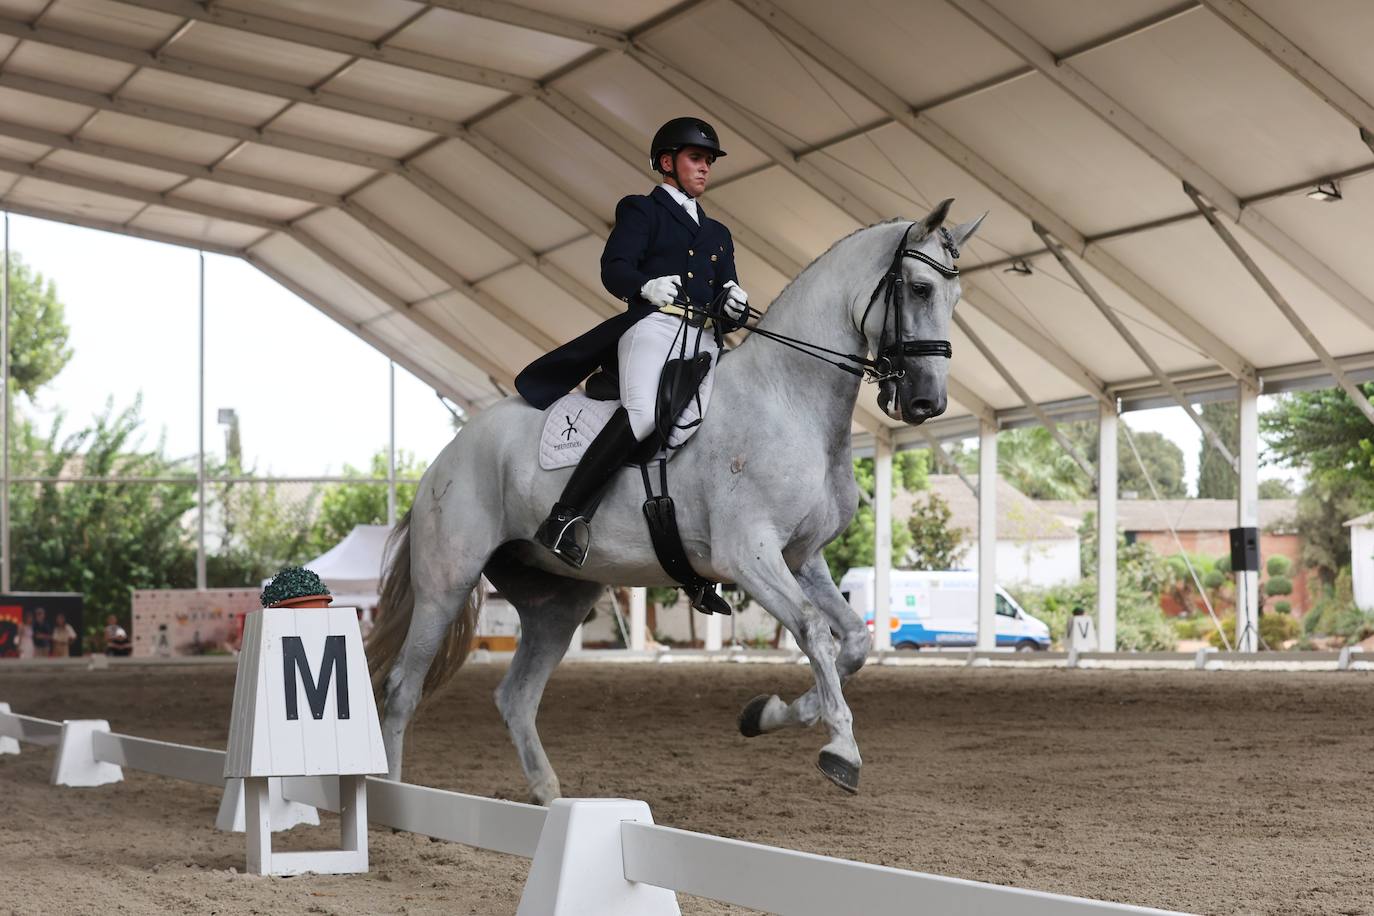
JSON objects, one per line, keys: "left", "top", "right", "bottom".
{"left": 905, "top": 490, "right": 968, "bottom": 570}
{"left": 995, "top": 426, "right": 1091, "bottom": 499}
{"left": 1262, "top": 384, "right": 1374, "bottom": 486}
{"left": 1258, "top": 478, "right": 1294, "bottom": 498}
{"left": 305, "top": 450, "right": 427, "bottom": 556}
{"left": 208, "top": 475, "right": 320, "bottom": 588}
{"left": 10, "top": 400, "right": 196, "bottom": 641}
{"left": 8, "top": 254, "right": 73, "bottom": 398}
{"left": 1196, "top": 401, "right": 1238, "bottom": 498}
{"left": 822, "top": 455, "right": 918, "bottom": 582}
{"left": 1261, "top": 385, "right": 1374, "bottom": 588}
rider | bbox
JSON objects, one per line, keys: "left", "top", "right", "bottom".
{"left": 514, "top": 117, "right": 751, "bottom": 567}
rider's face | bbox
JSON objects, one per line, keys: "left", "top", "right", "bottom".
{"left": 663, "top": 146, "right": 713, "bottom": 196}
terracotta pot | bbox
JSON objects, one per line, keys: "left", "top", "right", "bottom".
{"left": 268, "top": 594, "right": 332, "bottom": 609}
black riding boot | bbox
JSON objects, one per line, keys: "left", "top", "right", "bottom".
{"left": 535, "top": 407, "right": 641, "bottom": 568}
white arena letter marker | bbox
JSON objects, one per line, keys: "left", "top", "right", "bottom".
{"left": 224, "top": 606, "right": 387, "bottom": 876}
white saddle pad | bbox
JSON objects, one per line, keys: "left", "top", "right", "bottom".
{"left": 538, "top": 392, "right": 705, "bottom": 471}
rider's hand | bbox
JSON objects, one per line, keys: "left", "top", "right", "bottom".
{"left": 722, "top": 280, "right": 749, "bottom": 320}
{"left": 641, "top": 275, "right": 682, "bottom": 308}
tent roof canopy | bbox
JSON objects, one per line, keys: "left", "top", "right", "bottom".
{"left": 2, "top": 0, "right": 1372, "bottom": 442}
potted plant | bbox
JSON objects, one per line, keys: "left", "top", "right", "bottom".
{"left": 260, "top": 566, "right": 332, "bottom": 609}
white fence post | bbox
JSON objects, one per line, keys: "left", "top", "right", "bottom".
{"left": 0, "top": 702, "right": 18, "bottom": 755}
{"left": 52, "top": 719, "right": 123, "bottom": 787}
{"left": 517, "top": 798, "right": 679, "bottom": 916}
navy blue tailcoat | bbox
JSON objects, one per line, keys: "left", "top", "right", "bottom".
{"left": 515, "top": 186, "right": 738, "bottom": 409}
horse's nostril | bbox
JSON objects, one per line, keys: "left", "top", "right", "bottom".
{"left": 910, "top": 399, "right": 937, "bottom": 416}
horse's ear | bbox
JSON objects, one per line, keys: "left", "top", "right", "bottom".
{"left": 949, "top": 211, "right": 988, "bottom": 250}
{"left": 914, "top": 198, "right": 954, "bottom": 240}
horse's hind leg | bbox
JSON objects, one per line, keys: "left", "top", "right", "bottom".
{"left": 739, "top": 553, "right": 872, "bottom": 738}
{"left": 484, "top": 546, "right": 603, "bottom": 805}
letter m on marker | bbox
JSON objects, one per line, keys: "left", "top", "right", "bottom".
{"left": 282, "top": 635, "right": 350, "bottom": 721}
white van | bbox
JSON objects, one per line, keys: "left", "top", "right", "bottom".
{"left": 839, "top": 567, "right": 1051, "bottom": 651}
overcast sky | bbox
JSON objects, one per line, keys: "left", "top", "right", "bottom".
{"left": 10, "top": 213, "right": 1297, "bottom": 494}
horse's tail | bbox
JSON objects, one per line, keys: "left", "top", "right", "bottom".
{"left": 368, "top": 508, "right": 482, "bottom": 704}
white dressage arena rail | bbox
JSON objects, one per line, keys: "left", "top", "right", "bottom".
{"left": 0, "top": 701, "right": 1194, "bottom": 915}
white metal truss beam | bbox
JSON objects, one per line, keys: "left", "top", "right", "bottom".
{"left": 917, "top": 426, "right": 978, "bottom": 496}
{"left": 0, "top": 148, "right": 517, "bottom": 386}
{"left": 0, "top": 15, "right": 468, "bottom": 139}
{"left": 945, "top": 377, "right": 997, "bottom": 428}
{"left": 0, "top": 116, "right": 342, "bottom": 208}
{"left": 1033, "top": 222, "right": 1239, "bottom": 468}
{"left": 953, "top": 312, "right": 1095, "bottom": 482}
{"left": 960, "top": 284, "right": 1112, "bottom": 406}
{"left": 421, "top": 1, "right": 629, "bottom": 51}
{"left": 732, "top": 0, "right": 1257, "bottom": 388}
{"left": 946, "top": 0, "right": 1374, "bottom": 334}
{"left": 0, "top": 71, "right": 596, "bottom": 354}
{"left": 113, "top": 0, "right": 540, "bottom": 96}
{"left": 0, "top": 196, "right": 243, "bottom": 257}
{"left": 0, "top": 190, "right": 476, "bottom": 404}
{"left": 338, "top": 198, "right": 556, "bottom": 352}
{"left": 244, "top": 252, "right": 478, "bottom": 410}
{"left": 625, "top": 47, "right": 885, "bottom": 227}
{"left": 286, "top": 228, "right": 515, "bottom": 387}
{"left": 1199, "top": 0, "right": 1374, "bottom": 136}
{"left": 1184, "top": 183, "right": 1374, "bottom": 427}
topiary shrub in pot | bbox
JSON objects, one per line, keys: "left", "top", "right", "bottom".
{"left": 260, "top": 566, "right": 332, "bottom": 609}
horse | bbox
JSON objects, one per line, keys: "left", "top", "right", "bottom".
{"left": 368, "top": 198, "right": 985, "bottom": 803}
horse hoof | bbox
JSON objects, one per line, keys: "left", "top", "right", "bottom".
{"left": 738, "top": 694, "right": 774, "bottom": 737}
{"left": 816, "top": 751, "right": 860, "bottom": 794}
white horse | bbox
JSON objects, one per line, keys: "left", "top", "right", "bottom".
{"left": 369, "top": 199, "right": 985, "bottom": 803}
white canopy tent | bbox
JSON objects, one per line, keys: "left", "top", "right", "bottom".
{"left": 298, "top": 523, "right": 394, "bottom": 612}
{"left": 0, "top": 0, "right": 1368, "bottom": 651}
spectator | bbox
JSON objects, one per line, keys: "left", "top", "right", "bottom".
{"left": 104, "top": 614, "right": 131, "bottom": 657}
{"left": 50, "top": 611, "right": 76, "bottom": 658}
{"left": 31, "top": 607, "right": 50, "bottom": 657}
{"left": 17, "top": 609, "right": 33, "bottom": 659}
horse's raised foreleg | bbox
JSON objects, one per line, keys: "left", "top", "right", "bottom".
{"left": 484, "top": 547, "right": 603, "bottom": 805}
{"left": 726, "top": 545, "right": 862, "bottom": 793}
{"left": 738, "top": 554, "right": 871, "bottom": 740}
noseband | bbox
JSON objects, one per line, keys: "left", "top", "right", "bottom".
{"left": 859, "top": 223, "right": 960, "bottom": 383}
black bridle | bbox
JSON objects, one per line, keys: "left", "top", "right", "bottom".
{"left": 677, "top": 222, "right": 960, "bottom": 382}
{"left": 858, "top": 222, "right": 959, "bottom": 383}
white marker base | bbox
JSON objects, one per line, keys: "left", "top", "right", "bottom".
{"left": 51, "top": 719, "right": 123, "bottom": 787}
{"left": 216, "top": 776, "right": 320, "bottom": 833}
{"left": 517, "top": 798, "right": 680, "bottom": 916}
{"left": 0, "top": 703, "right": 19, "bottom": 755}
{"left": 245, "top": 775, "right": 368, "bottom": 876}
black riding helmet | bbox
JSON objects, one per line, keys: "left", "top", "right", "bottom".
{"left": 649, "top": 117, "right": 727, "bottom": 174}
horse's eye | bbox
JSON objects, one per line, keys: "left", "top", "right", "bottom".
{"left": 909, "top": 281, "right": 933, "bottom": 299}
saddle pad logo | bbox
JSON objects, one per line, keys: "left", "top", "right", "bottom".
{"left": 562, "top": 409, "right": 583, "bottom": 441}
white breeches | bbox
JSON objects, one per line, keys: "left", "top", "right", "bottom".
{"left": 616, "top": 312, "right": 720, "bottom": 441}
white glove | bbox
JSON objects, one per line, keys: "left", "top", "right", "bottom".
{"left": 640, "top": 275, "right": 682, "bottom": 308}
{"left": 722, "top": 280, "right": 749, "bottom": 320}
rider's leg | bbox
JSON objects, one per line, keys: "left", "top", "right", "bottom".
{"left": 535, "top": 314, "right": 676, "bottom": 566}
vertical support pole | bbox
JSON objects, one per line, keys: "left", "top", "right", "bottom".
{"left": 1237, "top": 385, "right": 1260, "bottom": 651}
{"left": 704, "top": 606, "right": 723, "bottom": 651}
{"left": 629, "top": 587, "right": 647, "bottom": 651}
{"left": 387, "top": 360, "right": 397, "bottom": 526}
{"left": 1, "top": 211, "right": 9, "bottom": 595}
{"left": 872, "top": 433, "right": 893, "bottom": 652}
{"left": 977, "top": 419, "right": 997, "bottom": 651}
{"left": 244, "top": 776, "right": 272, "bottom": 875}
{"left": 1097, "top": 401, "right": 1118, "bottom": 652}
{"left": 197, "top": 251, "right": 207, "bottom": 590}
{"left": 339, "top": 774, "right": 367, "bottom": 868}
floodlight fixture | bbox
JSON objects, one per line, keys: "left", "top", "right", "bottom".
{"left": 1306, "top": 180, "right": 1342, "bottom": 202}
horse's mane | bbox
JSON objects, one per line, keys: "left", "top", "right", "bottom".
{"left": 769, "top": 217, "right": 911, "bottom": 307}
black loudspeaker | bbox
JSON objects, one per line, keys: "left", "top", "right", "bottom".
{"left": 1229, "top": 526, "right": 1259, "bottom": 572}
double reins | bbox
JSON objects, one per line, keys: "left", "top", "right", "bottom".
{"left": 674, "top": 222, "right": 961, "bottom": 382}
